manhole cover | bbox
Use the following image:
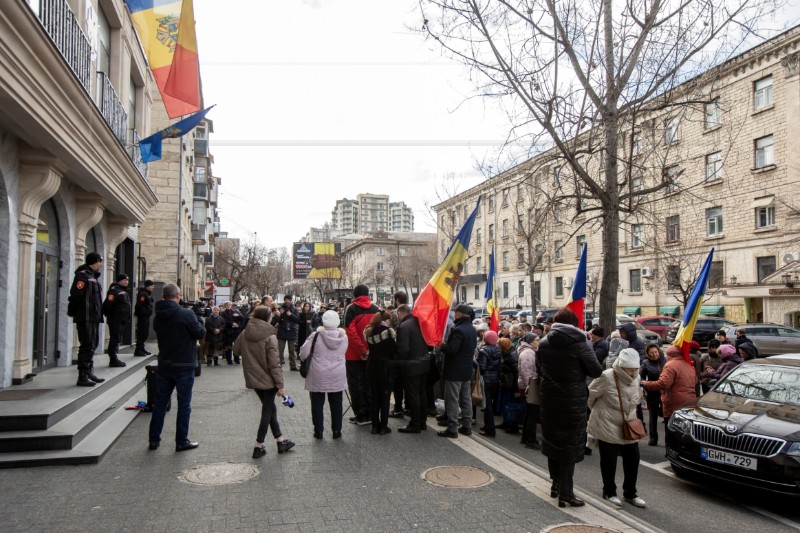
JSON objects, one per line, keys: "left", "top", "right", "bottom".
{"left": 544, "top": 525, "right": 621, "bottom": 533}
{"left": 422, "top": 466, "right": 495, "bottom": 488}
{"left": 178, "top": 462, "right": 260, "bottom": 486}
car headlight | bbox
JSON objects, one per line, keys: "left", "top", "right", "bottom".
{"left": 668, "top": 412, "right": 693, "bottom": 434}
{"left": 787, "top": 443, "right": 800, "bottom": 457}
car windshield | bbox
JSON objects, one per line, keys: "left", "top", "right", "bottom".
{"left": 714, "top": 364, "right": 800, "bottom": 407}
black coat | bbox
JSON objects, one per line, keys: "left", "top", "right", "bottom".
{"left": 298, "top": 311, "right": 313, "bottom": 343}
{"left": 276, "top": 305, "right": 299, "bottom": 340}
{"left": 440, "top": 316, "right": 477, "bottom": 382}
{"left": 499, "top": 348, "right": 519, "bottom": 390}
{"left": 153, "top": 300, "right": 205, "bottom": 373}
{"left": 68, "top": 265, "right": 103, "bottom": 324}
{"left": 222, "top": 308, "right": 245, "bottom": 343}
{"left": 205, "top": 314, "right": 227, "bottom": 343}
{"left": 103, "top": 283, "right": 131, "bottom": 323}
{"left": 365, "top": 323, "right": 397, "bottom": 379}
{"left": 537, "top": 323, "right": 603, "bottom": 464}
{"left": 640, "top": 355, "right": 666, "bottom": 403}
{"left": 395, "top": 315, "right": 430, "bottom": 377}
{"left": 134, "top": 289, "right": 154, "bottom": 318}
{"left": 592, "top": 338, "right": 609, "bottom": 366}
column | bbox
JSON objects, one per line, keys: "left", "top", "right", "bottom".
{"left": 73, "top": 194, "right": 106, "bottom": 264}
{"left": 13, "top": 150, "right": 64, "bottom": 384}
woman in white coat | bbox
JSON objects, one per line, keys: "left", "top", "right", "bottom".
{"left": 587, "top": 348, "right": 647, "bottom": 508}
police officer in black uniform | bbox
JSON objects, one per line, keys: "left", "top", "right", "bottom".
{"left": 68, "top": 252, "right": 106, "bottom": 387}
{"left": 134, "top": 280, "right": 155, "bottom": 356}
{"left": 102, "top": 274, "right": 131, "bottom": 367}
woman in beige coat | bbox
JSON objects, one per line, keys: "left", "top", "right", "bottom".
{"left": 587, "top": 348, "right": 646, "bottom": 508}
{"left": 234, "top": 306, "right": 295, "bottom": 458}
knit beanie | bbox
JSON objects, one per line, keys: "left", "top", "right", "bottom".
{"left": 484, "top": 331, "right": 499, "bottom": 345}
{"left": 718, "top": 344, "right": 736, "bottom": 358}
{"left": 85, "top": 252, "right": 103, "bottom": 265}
{"left": 322, "top": 310, "right": 340, "bottom": 328}
{"left": 617, "top": 348, "right": 640, "bottom": 368}
{"left": 353, "top": 284, "right": 369, "bottom": 298}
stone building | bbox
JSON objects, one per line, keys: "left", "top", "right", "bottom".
{"left": 0, "top": 0, "right": 158, "bottom": 386}
{"left": 435, "top": 26, "right": 800, "bottom": 327}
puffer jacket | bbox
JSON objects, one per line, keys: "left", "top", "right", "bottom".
{"left": 477, "top": 344, "right": 502, "bottom": 385}
{"left": 588, "top": 359, "right": 642, "bottom": 444}
{"left": 517, "top": 340, "right": 537, "bottom": 390}
{"left": 499, "top": 347, "right": 519, "bottom": 390}
{"left": 711, "top": 347, "right": 743, "bottom": 381}
{"left": 642, "top": 356, "right": 697, "bottom": 417}
{"left": 235, "top": 319, "right": 283, "bottom": 391}
{"left": 299, "top": 326, "right": 349, "bottom": 393}
{"left": 639, "top": 355, "right": 666, "bottom": 403}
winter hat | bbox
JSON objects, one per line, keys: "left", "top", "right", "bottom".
{"left": 689, "top": 340, "right": 701, "bottom": 353}
{"left": 85, "top": 252, "right": 103, "bottom": 265}
{"left": 522, "top": 332, "right": 539, "bottom": 344}
{"left": 617, "top": 348, "right": 640, "bottom": 368}
{"left": 484, "top": 331, "right": 499, "bottom": 345}
{"left": 665, "top": 346, "right": 682, "bottom": 358}
{"left": 475, "top": 322, "right": 489, "bottom": 333}
{"left": 455, "top": 304, "right": 473, "bottom": 316}
{"left": 719, "top": 344, "right": 736, "bottom": 358}
{"left": 322, "top": 310, "right": 340, "bottom": 328}
{"left": 116, "top": 273, "right": 129, "bottom": 282}
{"left": 498, "top": 338, "right": 512, "bottom": 352}
{"left": 144, "top": 280, "right": 154, "bottom": 287}
{"left": 738, "top": 342, "right": 758, "bottom": 360}
{"left": 353, "top": 284, "right": 369, "bottom": 297}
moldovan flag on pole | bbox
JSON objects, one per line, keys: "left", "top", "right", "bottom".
{"left": 164, "top": 0, "right": 201, "bottom": 112}
{"left": 413, "top": 197, "right": 481, "bottom": 347}
{"left": 672, "top": 247, "right": 715, "bottom": 365}
{"left": 564, "top": 244, "right": 587, "bottom": 330}
{"left": 485, "top": 246, "right": 499, "bottom": 333}
{"left": 127, "top": 0, "right": 201, "bottom": 118}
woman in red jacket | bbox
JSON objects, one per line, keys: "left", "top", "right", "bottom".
{"left": 641, "top": 346, "right": 697, "bottom": 433}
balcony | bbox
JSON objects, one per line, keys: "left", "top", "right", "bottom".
{"left": 195, "top": 138, "right": 209, "bottom": 156}
{"left": 96, "top": 71, "right": 128, "bottom": 146}
{"left": 130, "top": 131, "right": 148, "bottom": 179}
{"left": 36, "top": 0, "right": 91, "bottom": 93}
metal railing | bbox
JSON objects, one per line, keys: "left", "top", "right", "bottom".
{"left": 130, "top": 131, "right": 148, "bottom": 180}
{"left": 36, "top": 0, "right": 92, "bottom": 93}
{"left": 96, "top": 71, "right": 128, "bottom": 146}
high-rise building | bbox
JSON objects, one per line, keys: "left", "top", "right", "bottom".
{"left": 357, "top": 193, "right": 390, "bottom": 232}
{"left": 389, "top": 201, "right": 414, "bottom": 232}
{"left": 331, "top": 198, "right": 359, "bottom": 234}
{"left": 330, "top": 194, "right": 415, "bottom": 236}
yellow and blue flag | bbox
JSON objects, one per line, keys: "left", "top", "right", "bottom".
{"left": 485, "top": 246, "right": 499, "bottom": 332}
{"left": 139, "top": 105, "right": 213, "bottom": 162}
{"left": 672, "top": 247, "right": 715, "bottom": 364}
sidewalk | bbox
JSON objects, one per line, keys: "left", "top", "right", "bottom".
{"left": 0, "top": 362, "right": 654, "bottom": 532}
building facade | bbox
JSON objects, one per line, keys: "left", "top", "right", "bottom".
{"left": 389, "top": 201, "right": 414, "bottom": 232}
{"left": 330, "top": 194, "right": 415, "bottom": 236}
{"left": 0, "top": 0, "right": 159, "bottom": 387}
{"left": 435, "top": 27, "right": 800, "bottom": 327}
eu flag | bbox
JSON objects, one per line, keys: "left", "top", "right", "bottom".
{"left": 139, "top": 106, "right": 213, "bottom": 163}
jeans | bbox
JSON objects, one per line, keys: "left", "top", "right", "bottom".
{"left": 278, "top": 339, "right": 297, "bottom": 368}
{"left": 443, "top": 380, "right": 472, "bottom": 433}
{"left": 522, "top": 402, "right": 540, "bottom": 444}
{"left": 310, "top": 391, "right": 343, "bottom": 434}
{"left": 254, "top": 388, "right": 282, "bottom": 443}
{"left": 548, "top": 459, "right": 575, "bottom": 499}
{"left": 135, "top": 316, "right": 150, "bottom": 352}
{"left": 483, "top": 382, "right": 499, "bottom": 436}
{"left": 403, "top": 373, "right": 428, "bottom": 429}
{"left": 148, "top": 370, "right": 195, "bottom": 446}
{"left": 346, "top": 360, "right": 370, "bottom": 418}
{"left": 646, "top": 397, "right": 661, "bottom": 443}
{"left": 76, "top": 321, "right": 99, "bottom": 371}
{"left": 107, "top": 320, "right": 124, "bottom": 359}
{"left": 598, "top": 440, "right": 640, "bottom": 499}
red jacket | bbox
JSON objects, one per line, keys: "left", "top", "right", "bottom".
{"left": 344, "top": 296, "right": 379, "bottom": 361}
{"left": 642, "top": 356, "right": 697, "bottom": 417}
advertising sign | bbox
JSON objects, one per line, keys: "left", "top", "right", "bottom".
{"left": 293, "top": 242, "right": 342, "bottom": 279}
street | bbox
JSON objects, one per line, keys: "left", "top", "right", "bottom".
{"left": 0, "top": 363, "right": 797, "bottom": 533}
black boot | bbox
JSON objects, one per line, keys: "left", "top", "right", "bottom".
{"left": 206, "top": 358, "right": 213, "bottom": 366}
{"left": 226, "top": 351, "right": 233, "bottom": 365}
{"left": 86, "top": 367, "right": 105, "bottom": 383}
{"left": 77, "top": 370, "right": 95, "bottom": 387}
{"left": 234, "top": 355, "right": 241, "bottom": 365}
{"left": 214, "top": 356, "right": 220, "bottom": 366}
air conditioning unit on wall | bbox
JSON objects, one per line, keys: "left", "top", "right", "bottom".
{"left": 563, "top": 276, "right": 573, "bottom": 288}
{"left": 641, "top": 267, "right": 653, "bottom": 278}
{"left": 783, "top": 252, "right": 800, "bottom": 264}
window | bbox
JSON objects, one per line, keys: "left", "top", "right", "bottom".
{"left": 464, "top": 204, "right": 470, "bottom": 220}
{"left": 665, "top": 117, "right": 679, "bottom": 144}
{"left": 518, "top": 248, "right": 525, "bottom": 266}
{"left": 632, "top": 176, "right": 644, "bottom": 199}
{"left": 665, "top": 165, "right": 680, "bottom": 193}
{"left": 474, "top": 285, "right": 480, "bottom": 299}
{"left": 705, "top": 98, "right": 721, "bottom": 129}
{"left": 502, "top": 188, "right": 510, "bottom": 206}
{"left": 630, "top": 269, "right": 642, "bottom": 293}
{"left": 576, "top": 235, "right": 586, "bottom": 256}
{"left": 518, "top": 280, "right": 525, "bottom": 297}
{"left": 555, "top": 277, "right": 564, "bottom": 298}
{"left": 502, "top": 282, "right": 509, "bottom": 299}
{"left": 632, "top": 131, "right": 642, "bottom": 156}
{"left": 476, "top": 228, "right": 482, "bottom": 245}
{"left": 757, "top": 256, "right": 776, "bottom": 283}
{"left": 554, "top": 202, "right": 564, "bottom": 222}
{"left": 667, "top": 265, "right": 681, "bottom": 291}
{"left": 377, "top": 262, "right": 384, "bottom": 271}
{"left": 517, "top": 214, "right": 524, "bottom": 232}
{"left": 461, "top": 286, "right": 467, "bottom": 303}
{"left": 666, "top": 215, "right": 680, "bottom": 243}
{"left": 709, "top": 261, "right": 724, "bottom": 289}
{"left": 706, "top": 207, "right": 723, "bottom": 237}
{"left": 378, "top": 247, "right": 385, "bottom": 256}
{"left": 753, "top": 76, "right": 773, "bottom": 111}
{"left": 502, "top": 251, "right": 509, "bottom": 268}
{"left": 554, "top": 240, "right": 564, "bottom": 261}
{"left": 502, "top": 219, "right": 509, "bottom": 238}
{"left": 517, "top": 183, "right": 526, "bottom": 202}
{"left": 553, "top": 166, "right": 563, "bottom": 188}
{"left": 463, "top": 260, "right": 468, "bottom": 275}
{"left": 488, "top": 224, "right": 495, "bottom": 242}
{"left": 534, "top": 173, "right": 544, "bottom": 190}
{"left": 631, "top": 224, "right": 644, "bottom": 248}
{"left": 755, "top": 135, "right": 774, "bottom": 168}
{"left": 476, "top": 256, "right": 482, "bottom": 272}
{"left": 756, "top": 205, "right": 776, "bottom": 229}
{"left": 705, "top": 151, "right": 723, "bottom": 181}
{"left": 488, "top": 195, "right": 495, "bottom": 211}
{"left": 399, "top": 248, "right": 406, "bottom": 256}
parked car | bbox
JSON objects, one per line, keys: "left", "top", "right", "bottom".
{"left": 630, "top": 320, "right": 661, "bottom": 346}
{"left": 665, "top": 354, "right": 800, "bottom": 495}
{"left": 500, "top": 309, "right": 519, "bottom": 319}
{"left": 535, "top": 308, "right": 559, "bottom": 323}
{"left": 637, "top": 315, "right": 678, "bottom": 341}
{"left": 592, "top": 314, "right": 634, "bottom": 327}
{"left": 665, "top": 317, "right": 736, "bottom": 346}
{"left": 724, "top": 324, "right": 800, "bottom": 356}
{"left": 515, "top": 309, "right": 535, "bottom": 320}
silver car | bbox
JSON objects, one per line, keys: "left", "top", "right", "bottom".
{"left": 725, "top": 324, "right": 800, "bottom": 355}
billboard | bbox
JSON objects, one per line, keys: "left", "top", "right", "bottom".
{"left": 293, "top": 242, "right": 342, "bottom": 279}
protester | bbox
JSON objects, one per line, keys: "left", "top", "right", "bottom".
{"left": 738, "top": 341, "right": 758, "bottom": 361}
{"left": 344, "top": 285, "right": 379, "bottom": 425}
{"left": 364, "top": 310, "right": 396, "bottom": 435}
{"left": 204, "top": 306, "right": 226, "bottom": 366}
{"left": 618, "top": 323, "right": 645, "bottom": 360}
{"left": 299, "top": 310, "right": 348, "bottom": 439}
{"left": 234, "top": 306, "right": 295, "bottom": 458}
{"left": 476, "top": 330, "right": 502, "bottom": 438}
{"left": 496, "top": 337, "right": 520, "bottom": 433}
{"left": 700, "top": 340, "right": 724, "bottom": 393}
{"left": 277, "top": 295, "right": 300, "bottom": 370}
{"left": 517, "top": 332, "right": 541, "bottom": 449}
{"left": 706, "top": 344, "right": 743, "bottom": 384}
{"left": 639, "top": 343, "right": 665, "bottom": 446}
{"left": 437, "top": 304, "right": 477, "bottom": 438}
{"left": 590, "top": 327, "right": 609, "bottom": 366}
{"left": 396, "top": 305, "right": 430, "bottom": 433}
{"left": 642, "top": 346, "right": 697, "bottom": 431}
{"left": 298, "top": 302, "right": 313, "bottom": 345}
{"left": 222, "top": 302, "right": 245, "bottom": 365}
{"left": 389, "top": 291, "right": 410, "bottom": 417}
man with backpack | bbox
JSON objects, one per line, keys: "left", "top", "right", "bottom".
{"left": 343, "top": 284, "right": 379, "bottom": 425}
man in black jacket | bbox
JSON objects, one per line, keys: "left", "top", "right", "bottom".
{"left": 437, "top": 304, "right": 478, "bottom": 438}
{"left": 134, "top": 280, "right": 155, "bottom": 356}
{"left": 148, "top": 284, "right": 205, "bottom": 452}
{"left": 68, "top": 252, "right": 106, "bottom": 387}
{"left": 102, "top": 274, "right": 131, "bottom": 367}
{"left": 395, "top": 305, "right": 430, "bottom": 433}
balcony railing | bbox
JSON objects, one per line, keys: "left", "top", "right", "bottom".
{"left": 130, "top": 130, "right": 148, "bottom": 180}
{"left": 96, "top": 71, "right": 128, "bottom": 146}
{"left": 36, "top": 0, "right": 92, "bottom": 93}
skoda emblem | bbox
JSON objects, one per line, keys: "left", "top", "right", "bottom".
{"left": 724, "top": 425, "right": 738, "bottom": 434}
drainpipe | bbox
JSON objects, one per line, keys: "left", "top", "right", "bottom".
{"left": 177, "top": 139, "right": 183, "bottom": 286}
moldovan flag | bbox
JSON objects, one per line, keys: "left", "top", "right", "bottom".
{"left": 672, "top": 247, "right": 715, "bottom": 364}
{"left": 564, "top": 244, "right": 587, "bottom": 330}
{"left": 413, "top": 198, "right": 481, "bottom": 346}
{"left": 127, "top": 0, "right": 201, "bottom": 118}
{"left": 485, "top": 246, "right": 499, "bottom": 333}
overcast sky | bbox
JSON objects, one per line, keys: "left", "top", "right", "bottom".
{"left": 194, "top": 0, "right": 800, "bottom": 251}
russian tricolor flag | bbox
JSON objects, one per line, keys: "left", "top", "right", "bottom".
{"left": 564, "top": 244, "right": 587, "bottom": 330}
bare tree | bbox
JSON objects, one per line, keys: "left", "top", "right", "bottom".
{"left": 418, "top": 0, "right": 782, "bottom": 330}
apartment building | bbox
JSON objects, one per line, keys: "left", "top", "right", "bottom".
{"left": 330, "top": 194, "right": 415, "bottom": 236}
{"left": 389, "top": 201, "right": 415, "bottom": 232}
{"left": 435, "top": 26, "right": 800, "bottom": 327}
{"left": 0, "top": 0, "right": 159, "bottom": 386}
{"left": 331, "top": 198, "right": 358, "bottom": 234}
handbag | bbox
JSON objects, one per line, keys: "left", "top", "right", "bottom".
{"left": 614, "top": 373, "right": 647, "bottom": 441}
{"left": 525, "top": 376, "right": 541, "bottom": 405}
{"left": 299, "top": 333, "right": 319, "bottom": 378}
{"left": 471, "top": 365, "right": 483, "bottom": 405}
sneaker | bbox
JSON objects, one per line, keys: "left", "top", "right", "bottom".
{"left": 355, "top": 416, "right": 371, "bottom": 426}
{"left": 252, "top": 446, "right": 267, "bottom": 458}
{"left": 604, "top": 495, "right": 622, "bottom": 507}
{"left": 277, "top": 439, "right": 295, "bottom": 454}
{"left": 625, "top": 496, "right": 646, "bottom": 508}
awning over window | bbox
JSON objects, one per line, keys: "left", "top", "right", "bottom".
{"left": 659, "top": 306, "right": 680, "bottom": 316}
{"left": 700, "top": 305, "right": 725, "bottom": 316}
{"left": 460, "top": 274, "right": 487, "bottom": 284}
{"left": 623, "top": 306, "right": 641, "bottom": 316}
{"left": 751, "top": 196, "right": 774, "bottom": 209}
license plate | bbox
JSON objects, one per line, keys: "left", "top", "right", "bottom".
{"left": 700, "top": 446, "right": 758, "bottom": 470}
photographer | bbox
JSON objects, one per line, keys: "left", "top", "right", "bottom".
{"left": 277, "top": 295, "right": 300, "bottom": 370}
